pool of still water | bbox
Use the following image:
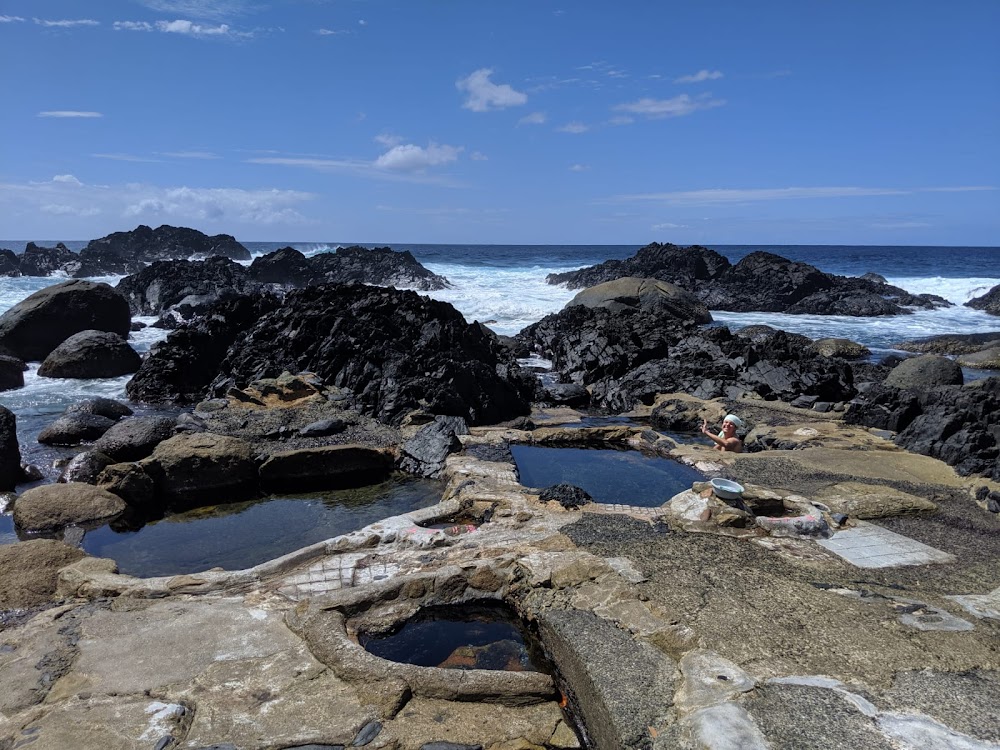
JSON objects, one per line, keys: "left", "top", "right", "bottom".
{"left": 1, "top": 475, "right": 442, "bottom": 578}
{"left": 510, "top": 444, "right": 704, "bottom": 507}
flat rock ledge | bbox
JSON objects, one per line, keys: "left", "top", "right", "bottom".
{"left": 3, "top": 400, "right": 999, "bottom": 749}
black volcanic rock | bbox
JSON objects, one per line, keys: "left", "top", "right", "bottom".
{"left": 81, "top": 224, "right": 250, "bottom": 265}
{"left": 0, "top": 355, "right": 24, "bottom": 392}
{"left": 967, "top": 284, "right": 1000, "bottom": 315}
{"left": 127, "top": 293, "right": 280, "bottom": 404}
{"left": 0, "top": 249, "right": 21, "bottom": 277}
{"left": 309, "top": 246, "right": 450, "bottom": 291}
{"left": 19, "top": 242, "right": 77, "bottom": 276}
{"left": 211, "top": 284, "right": 532, "bottom": 425}
{"left": 116, "top": 257, "right": 258, "bottom": 316}
{"left": 548, "top": 243, "right": 950, "bottom": 317}
{"left": 37, "top": 330, "right": 141, "bottom": 379}
{"left": 0, "top": 280, "right": 131, "bottom": 361}
{"left": 248, "top": 247, "right": 316, "bottom": 285}
{"left": 566, "top": 277, "right": 712, "bottom": 323}
{"left": 0, "top": 405, "right": 21, "bottom": 490}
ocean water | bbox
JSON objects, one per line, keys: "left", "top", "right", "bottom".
{"left": 1, "top": 241, "right": 998, "bottom": 474}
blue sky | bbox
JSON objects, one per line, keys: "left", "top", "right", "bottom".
{"left": 1, "top": 1, "right": 998, "bottom": 245}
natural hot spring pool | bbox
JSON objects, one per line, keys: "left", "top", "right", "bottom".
{"left": 359, "top": 601, "right": 551, "bottom": 673}
{"left": 511, "top": 444, "right": 704, "bottom": 507}
{"left": 57, "top": 474, "right": 442, "bottom": 578}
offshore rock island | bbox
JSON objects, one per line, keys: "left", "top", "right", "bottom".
{"left": 0, "top": 228, "right": 998, "bottom": 750}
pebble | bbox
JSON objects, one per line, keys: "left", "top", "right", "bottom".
{"left": 352, "top": 720, "right": 382, "bottom": 746}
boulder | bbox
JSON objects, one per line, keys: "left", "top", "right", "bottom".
{"left": 0, "top": 405, "right": 22, "bottom": 490}
{"left": 96, "top": 462, "right": 156, "bottom": 509}
{"left": 66, "top": 397, "right": 134, "bottom": 421}
{"left": 0, "top": 354, "right": 25, "bottom": 391}
{"left": 18, "top": 242, "right": 76, "bottom": 276}
{"left": 399, "top": 416, "right": 470, "bottom": 478}
{"left": 259, "top": 444, "right": 393, "bottom": 491}
{"left": 567, "top": 277, "right": 712, "bottom": 324}
{"left": 966, "top": 284, "right": 1000, "bottom": 315}
{"left": 248, "top": 246, "right": 316, "bottom": 285}
{"left": 0, "top": 280, "right": 131, "bottom": 362}
{"left": 38, "top": 413, "right": 116, "bottom": 446}
{"left": 93, "top": 415, "right": 176, "bottom": 461}
{"left": 0, "top": 247, "right": 21, "bottom": 277}
{"left": 37, "top": 330, "right": 141, "bottom": 379}
{"left": 309, "top": 245, "right": 450, "bottom": 291}
{"left": 13, "top": 482, "right": 126, "bottom": 532}
{"left": 58, "top": 450, "right": 116, "bottom": 484}
{"left": 298, "top": 418, "right": 347, "bottom": 438}
{"left": 116, "top": 256, "right": 257, "bottom": 316}
{"left": 126, "top": 293, "right": 280, "bottom": 404}
{"left": 141, "top": 432, "right": 258, "bottom": 508}
{"left": 0, "top": 539, "right": 85, "bottom": 610}
{"left": 542, "top": 383, "right": 591, "bottom": 407}
{"left": 809, "top": 338, "right": 871, "bottom": 359}
{"left": 884, "top": 355, "right": 964, "bottom": 390}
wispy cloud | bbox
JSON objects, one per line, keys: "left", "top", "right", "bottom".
{"left": 33, "top": 18, "right": 100, "bottom": 27}
{"left": 652, "top": 222, "right": 688, "bottom": 230}
{"left": 114, "top": 21, "right": 153, "bottom": 31}
{"left": 374, "top": 133, "right": 404, "bottom": 148}
{"left": 114, "top": 18, "right": 251, "bottom": 38}
{"left": 92, "top": 153, "right": 163, "bottom": 163}
{"left": 613, "top": 93, "right": 725, "bottom": 119}
{"left": 316, "top": 28, "right": 349, "bottom": 36}
{"left": 38, "top": 111, "right": 103, "bottom": 118}
{"left": 557, "top": 122, "right": 589, "bottom": 134}
{"left": 517, "top": 111, "right": 547, "bottom": 126}
{"left": 674, "top": 69, "right": 723, "bottom": 84}
{"left": 570, "top": 164, "right": 590, "bottom": 172}
{"left": 374, "top": 143, "right": 462, "bottom": 172}
{"left": 470, "top": 151, "right": 488, "bottom": 161}
{"left": 0, "top": 15, "right": 25, "bottom": 23}
{"left": 607, "top": 186, "right": 998, "bottom": 206}
{"left": 457, "top": 68, "right": 528, "bottom": 112}
{"left": 133, "top": 0, "right": 255, "bottom": 22}
{"left": 2, "top": 174, "right": 314, "bottom": 227}
{"left": 158, "top": 150, "right": 221, "bottom": 159}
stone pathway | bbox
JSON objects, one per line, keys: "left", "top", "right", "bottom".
{"left": 817, "top": 520, "right": 955, "bottom": 568}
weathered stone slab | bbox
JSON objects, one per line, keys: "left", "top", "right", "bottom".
{"left": 816, "top": 521, "right": 955, "bottom": 568}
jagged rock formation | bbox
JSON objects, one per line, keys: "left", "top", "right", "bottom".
{"left": 547, "top": 243, "right": 949, "bottom": 316}
{"left": 966, "top": 283, "right": 1000, "bottom": 315}
{"left": 116, "top": 257, "right": 260, "bottom": 317}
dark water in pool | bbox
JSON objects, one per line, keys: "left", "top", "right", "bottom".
{"left": 359, "top": 602, "right": 550, "bottom": 673}
{"left": 0, "top": 475, "right": 442, "bottom": 578}
{"left": 511, "top": 444, "right": 704, "bottom": 506}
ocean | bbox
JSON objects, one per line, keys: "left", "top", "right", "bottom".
{"left": 1, "top": 241, "right": 998, "bottom": 487}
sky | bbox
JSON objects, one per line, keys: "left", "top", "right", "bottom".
{"left": 1, "top": 1, "right": 998, "bottom": 246}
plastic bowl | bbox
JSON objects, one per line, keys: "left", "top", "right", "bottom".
{"left": 710, "top": 478, "right": 745, "bottom": 500}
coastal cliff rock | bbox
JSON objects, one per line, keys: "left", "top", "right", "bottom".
{"left": 79, "top": 223, "right": 251, "bottom": 267}
{"left": 966, "top": 283, "right": 1000, "bottom": 315}
{"left": 0, "top": 280, "right": 131, "bottom": 362}
{"left": 518, "top": 294, "right": 854, "bottom": 412}
{"left": 116, "top": 256, "right": 259, "bottom": 317}
{"left": 18, "top": 242, "right": 77, "bottom": 276}
{"left": 37, "top": 330, "right": 141, "bottom": 379}
{"left": 548, "top": 243, "right": 949, "bottom": 317}
{"left": 247, "top": 246, "right": 315, "bottom": 285}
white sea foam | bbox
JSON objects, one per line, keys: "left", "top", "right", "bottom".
{"left": 885, "top": 276, "right": 1000, "bottom": 304}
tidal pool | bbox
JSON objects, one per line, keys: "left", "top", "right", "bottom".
{"left": 511, "top": 444, "right": 704, "bottom": 506}
{"left": 75, "top": 474, "right": 442, "bottom": 577}
{"left": 359, "top": 601, "right": 551, "bottom": 673}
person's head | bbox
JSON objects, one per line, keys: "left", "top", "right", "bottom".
{"left": 722, "top": 414, "right": 743, "bottom": 435}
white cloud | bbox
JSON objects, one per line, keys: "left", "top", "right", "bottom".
{"left": 316, "top": 28, "right": 348, "bottom": 36}
{"left": 652, "top": 222, "right": 687, "bottom": 230}
{"left": 156, "top": 19, "right": 246, "bottom": 37}
{"left": 134, "top": 0, "right": 253, "bottom": 22}
{"left": 33, "top": 18, "right": 100, "bottom": 27}
{"left": 0, "top": 15, "right": 25, "bottom": 22}
{"left": 42, "top": 204, "right": 100, "bottom": 216}
{"left": 613, "top": 94, "right": 725, "bottom": 119}
{"left": 52, "top": 174, "right": 83, "bottom": 185}
{"left": 517, "top": 111, "right": 547, "bottom": 126}
{"left": 674, "top": 69, "right": 723, "bottom": 84}
{"left": 374, "top": 133, "right": 404, "bottom": 148}
{"left": 457, "top": 68, "right": 527, "bottom": 112}
{"left": 607, "top": 185, "right": 998, "bottom": 206}
{"left": 358, "top": 19, "right": 367, "bottom": 26}
{"left": 569, "top": 164, "right": 589, "bottom": 172}
{"left": 470, "top": 151, "right": 488, "bottom": 161}
{"left": 114, "top": 21, "right": 153, "bottom": 31}
{"left": 92, "top": 153, "right": 162, "bottom": 162}
{"left": 557, "top": 122, "right": 589, "bottom": 134}
{"left": 374, "top": 143, "right": 462, "bottom": 172}
{"left": 38, "top": 111, "right": 104, "bottom": 118}
{"left": 159, "top": 150, "right": 221, "bottom": 159}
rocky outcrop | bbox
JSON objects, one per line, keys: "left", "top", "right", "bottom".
{"left": 37, "top": 330, "right": 141, "bottom": 379}
{"left": 258, "top": 444, "right": 393, "bottom": 491}
{"left": 96, "top": 462, "right": 156, "bottom": 509}
{"left": 0, "top": 540, "right": 85, "bottom": 610}
{"left": 58, "top": 450, "right": 116, "bottom": 484}
{"left": 116, "top": 256, "right": 259, "bottom": 317}
{"left": 1, "top": 404, "right": 22, "bottom": 490}
{"left": 518, "top": 300, "right": 855, "bottom": 412}
{"left": 895, "top": 332, "right": 1000, "bottom": 372}
{"left": 308, "top": 246, "right": 450, "bottom": 291}
{"left": 966, "top": 284, "right": 1000, "bottom": 315}
{"left": 66, "top": 397, "right": 134, "bottom": 421}
{"left": 141, "top": 432, "right": 258, "bottom": 508}
{"left": 0, "top": 280, "right": 131, "bottom": 362}
{"left": 126, "top": 293, "right": 280, "bottom": 404}
{"left": 78, "top": 224, "right": 251, "bottom": 272}
{"left": 566, "top": 276, "right": 712, "bottom": 323}
{"left": 18, "top": 242, "right": 77, "bottom": 276}
{"left": 809, "top": 338, "right": 871, "bottom": 359}
{"left": 247, "top": 246, "right": 316, "bottom": 286}
{"left": 92, "top": 416, "right": 176, "bottom": 462}
{"left": 548, "top": 243, "right": 949, "bottom": 316}
{"left": 38, "top": 413, "right": 116, "bottom": 446}
{"left": 883, "top": 355, "right": 964, "bottom": 390}
{"left": 845, "top": 376, "right": 1000, "bottom": 480}
{"left": 399, "top": 416, "right": 470, "bottom": 478}
{"left": 0, "top": 248, "right": 21, "bottom": 277}
{"left": 0, "top": 354, "right": 24, "bottom": 391}
{"left": 12, "top": 482, "right": 126, "bottom": 532}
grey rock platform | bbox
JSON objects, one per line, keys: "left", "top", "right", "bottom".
{"left": 816, "top": 520, "right": 955, "bottom": 568}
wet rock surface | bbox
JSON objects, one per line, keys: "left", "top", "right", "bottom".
{"left": 37, "top": 329, "right": 141, "bottom": 379}
{"left": 966, "top": 283, "right": 1000, "bottom": 315}
{"left": 116, "top": 256, "right": 260, "bottom": 317}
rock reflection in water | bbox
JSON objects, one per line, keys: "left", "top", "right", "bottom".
{"left": 511, "top": 444, "right": 704, "bottom": 506}
{"left": 79, "top": 474, "right": 441, "bottom": 578}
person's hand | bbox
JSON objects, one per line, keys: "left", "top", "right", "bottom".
{"left": 701, "top": 419, "right": 709, "bottom": 434}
